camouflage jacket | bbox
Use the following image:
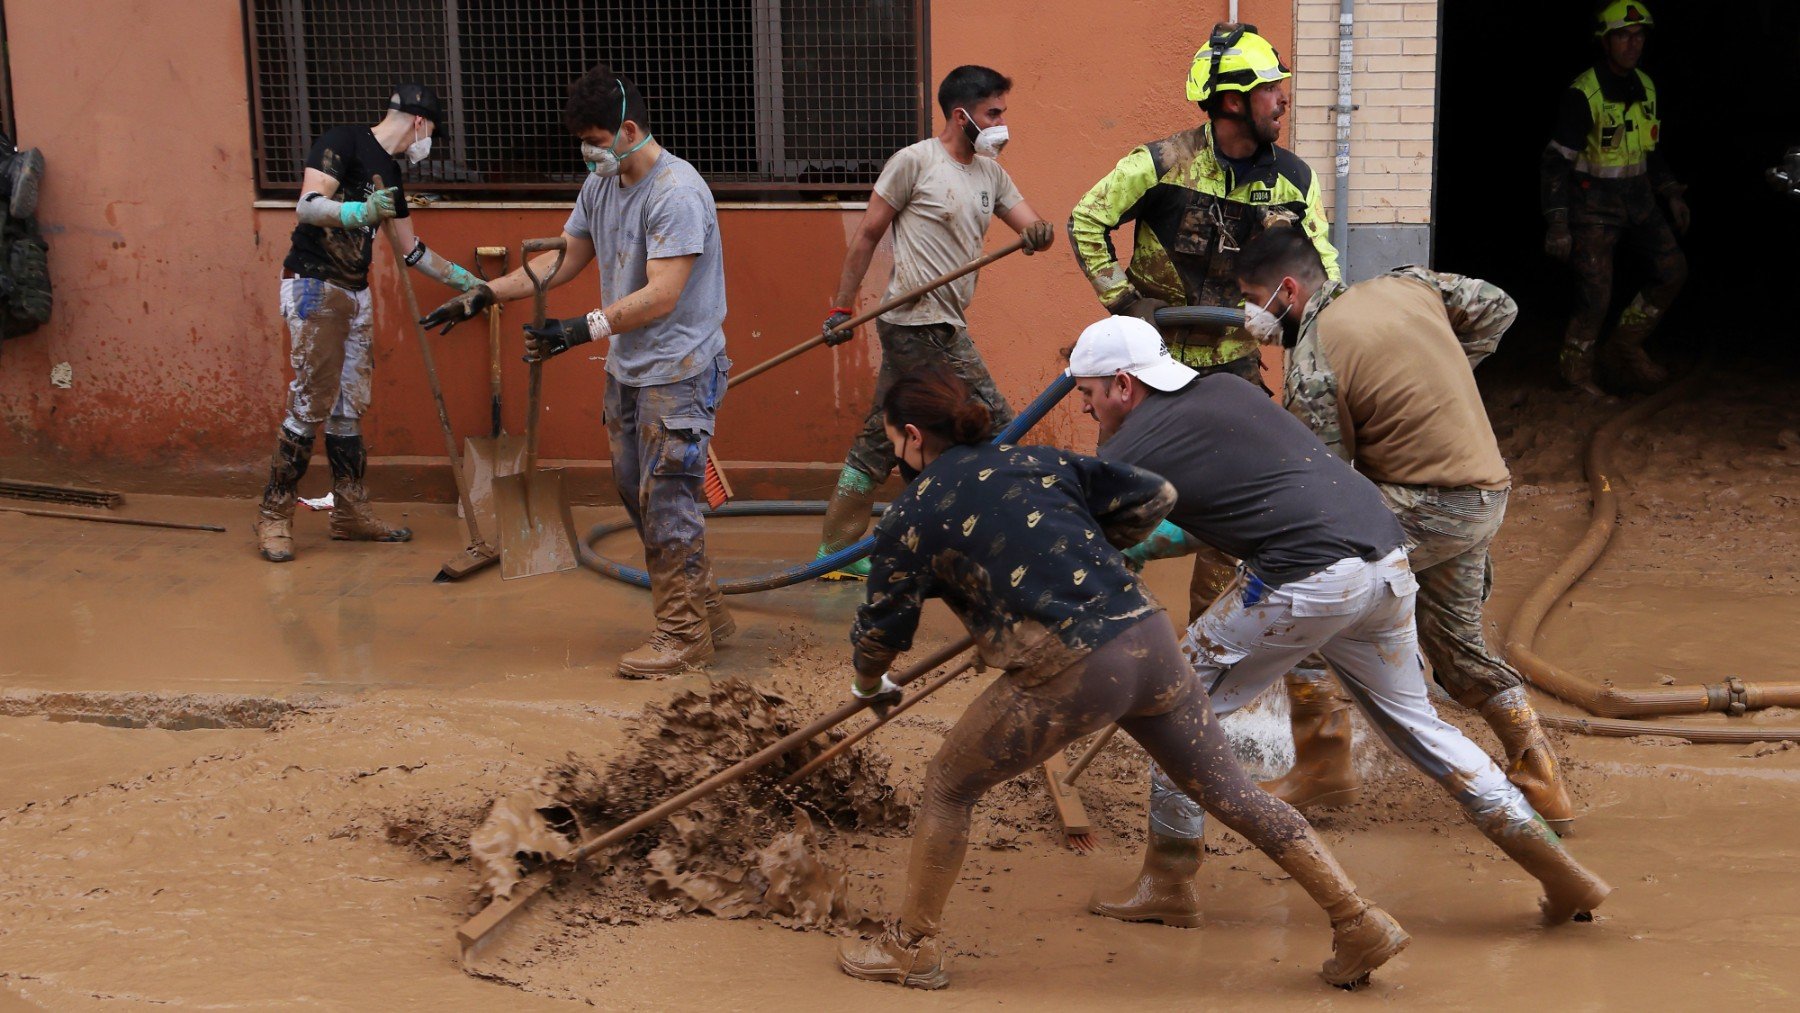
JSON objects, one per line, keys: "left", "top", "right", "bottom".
{"left": 1284, "top": 266, "right": 1517, "bottom": 462}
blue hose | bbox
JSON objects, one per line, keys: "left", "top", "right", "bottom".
{"left": 580, "top": 372, "right": 1079, "bottom": 594}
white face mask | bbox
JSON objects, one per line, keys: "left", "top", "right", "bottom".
{"left": 1242, "top": 285, "right": 1291, "bottom": 345}
{"left": 404, "top": 125, "right": 432, "bottom": 165}
{"left": 959, "top": 108, "right": 1010, "bottom": 157}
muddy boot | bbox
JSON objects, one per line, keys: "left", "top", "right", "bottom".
{"left": 702, "top": 578, "right": 736, "bottom": 644}
{"left": 1474, "top": 808, "right": 1611, "bottom": 925}
{"left": 3, "top": 145, "right": 43, "bottom": 220}
{"left": 1602, "top": 296, "right": 1670, "bottom": 392}
{"left": 838, "top": 922, "right": 949, "bottom": 990}
{"left": 1559, "top": 344, "right": 1613, "bottom": 400}
{"left": 324, "top": 435, "right": 412, "bottom": 543}
{"left": 254, "top": 427, "right": 312, "bottom": 563}
{"left": 620, "top": 567, "right": 714, "bottom": 678}
{"left": 1480, "top": 687, "right": 1576, "bottom": 835}
{"left": 1260, "top": 668, "right": 1362, "bottom": 811}
{"left": 1271, "top": 839, "right": 1410, "bottom": 989}
{"left": 1087, "top": 826, "right": 1204, "bottom": 927}
{"left": 817, "top": 466, "right": 879, "bottom": 581}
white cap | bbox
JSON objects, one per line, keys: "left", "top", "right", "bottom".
{"left": 1065, "top": 315, "right": 1198, "bottom": 392}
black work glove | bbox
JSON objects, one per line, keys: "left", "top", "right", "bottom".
{"left": 822, "top": 307, "right": 856, "bottom": 346}
{"left": 1021, "top": 219, "right": 1056, "bottom": 255}
{"left": 1544, "top": 217, "right": 1572, "bottom": 261}
{"left": 851, "top": 670, "right": 903, "bottom": 719}
{"left": 420, "top": 283, "right": 495, "bottom": 335}
{"left": 1123, "top": 295, "right": 1171, "bottom": 329}
{"left": 522, "top": 314, "right": 594, "bottom": 363}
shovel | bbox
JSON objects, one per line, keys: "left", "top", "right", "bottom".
{"left": 492, "top": 237, "right": 579, "bottom": 580}
{"left": 459, "top": 245, "right": 527, "bottom": 549}
{"left": 371, "top": 176, "right": 497, "bottom": 582}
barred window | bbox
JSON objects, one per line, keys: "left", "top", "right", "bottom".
{"left": 245, "top": 1, "right": 928, "bottom": 198}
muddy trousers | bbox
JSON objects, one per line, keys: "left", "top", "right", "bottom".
{"left": 898, "top": 616, "right": 1370, "bottom": 940}
{"left": 604, "top": 354, "right": 730, "bottom": 643}
{"left": 1150, "top": 549, "right": 1538, "bottom": 838}
{"left": 1563, "top": 177, "right": 1686, "bottom": 383}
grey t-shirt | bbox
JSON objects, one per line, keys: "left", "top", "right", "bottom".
{"left": 1099, "top": 372, "right": 1403, "bottom": 587}
{"left": 564, "top": 150, "right": 727, "bottom": 386}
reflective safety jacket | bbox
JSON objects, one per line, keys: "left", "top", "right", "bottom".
{"left": 1542, "top": 64, "right": 1679, "bottom": 218}
{"left": 1069, "top": 124, "right": 1338, "bottom": 368}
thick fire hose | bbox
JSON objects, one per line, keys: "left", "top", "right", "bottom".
{"left": 1505, "top": 366, "right": 1800, "bottom": 743}
{"left": 579, "top": 305, "right": 1246, "bottom": 594}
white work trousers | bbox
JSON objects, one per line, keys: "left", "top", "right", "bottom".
{"left": 1148, "top": 548, "right": 1533, "bottom": 839}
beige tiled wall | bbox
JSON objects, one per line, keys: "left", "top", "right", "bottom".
{"left": 1289, "top": 0, "right": 1439, "bottom": 226}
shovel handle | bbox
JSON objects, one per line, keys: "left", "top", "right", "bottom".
{"left": 475, "top": 246, "right": 509, "bottom": 437}
{"left": 728, "top": 237, "right": 1029, "bottom": 390}
{"left": 519, "top": 238, "right": 570, "bottom": 471}
{"left": 781, "top": 654, "right": 978, "bottom": 785}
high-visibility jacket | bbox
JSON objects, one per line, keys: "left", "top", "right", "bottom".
{"left": 1569, "top": 66, "right": 1660, "bottom": 177}
{"left": 1069, "top": 124, "right": 1338, "bottom": 368}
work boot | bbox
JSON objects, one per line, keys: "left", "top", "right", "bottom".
{"left": 818, "top": 466, "right": 880, "bottom": 580}
{"left": 1559, "top": 345, "right": 1613, "bottom": 400}
{"left": 1320, "top": 906, "right": 1411, "bottom": 989}
{"left": 324, "top": 434, "right": 412, "bottom": 542}
{"left": 703, "top": 582, "right": 736, "bottom": 644}
{"left": 3, "top": 146, "right": 43, "bottom": 220}
{"left": 1087, "top": 826, "right": 1204, "bottom": 928}
{"left": 254, "top": 426, "right": 313, "bottom": 563}
{"left": 1260, "top": 668, "right": 1362, "bottom": 811}
{"left": 617, "top": 630, "right": 714, "bottom": 678}
{"left": 1602, "top": 296, "right": 1670, "bottom": 391}
{"left": 1480, "top": 687, "right": 1577, "bottom": 835}
{"left": 621, "top": 566, "right": 714, "bottom": 678}
{"left": 1473, "top": 807, "right": 1611, "bottom": 925}
{"left": 838, "top": 923, "right": 949, "bottom": 990}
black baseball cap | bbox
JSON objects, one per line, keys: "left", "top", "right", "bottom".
{"left": 390, "top": 82, "right": 444, "bottom": 125}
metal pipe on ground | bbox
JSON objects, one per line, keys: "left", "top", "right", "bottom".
{"left": 1503, "top": 363, "right": 1800, "bottom": 741}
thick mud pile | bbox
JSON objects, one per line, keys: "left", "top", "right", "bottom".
{"left": 467, "top": 679, "right": 910, "bottom": 931}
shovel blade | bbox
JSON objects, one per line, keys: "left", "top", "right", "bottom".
{"left": 493, "top": 468, "right": 579, "bottom": 579}
{"left": 462, "top": 434, "right": 527, "bottom": 540}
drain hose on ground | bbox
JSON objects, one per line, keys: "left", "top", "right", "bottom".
{"left": 1504, "top": 365, "right": 1800, "bottom": 743}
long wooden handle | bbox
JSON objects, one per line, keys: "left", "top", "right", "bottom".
{"left": 518, "top": 238, "right": 569, "bottom": 472}
{"left": 781, "top": 654, "right": 978, "bottom": 785}
{"left": 373, "top": 175, "right": 488, "bottom": 548}
{"left": 1062, "top": 724, "right": 1120, "bottom": 787}
{"left": 0, "top": 505, "right": 223, "bottom": 532}
{"left": 727, "top": 237, "right": 1029, "bottom": 390}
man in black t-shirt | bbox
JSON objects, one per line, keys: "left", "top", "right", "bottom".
{"left": 1066, "top": 315, "right": 1611, "bottom": 933}
{"left": 254, "top": 83, "right": 480, "bottom": 563}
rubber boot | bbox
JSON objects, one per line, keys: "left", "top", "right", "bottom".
{"left": 619, "top": 565, "right": 713, "bottom": 678}
{"left": 1602, "top": 295, "right": 1669, "bottom": 392}
{"left": 817, "top": 465, "right": 879, "bottom": 581}
{"left": 1480, "top": 687, "right": 1577, "bottom": 835}
{"left": 1269, "top": 839, "right": 1410, "bottom": 989}
{"left": 1260, "top": 668, "right": 1362, "bottom": 811}
{"left": 1086, "top": 825, "right": 1204, "bottom": 928}
{"left": 254, "top": 427, "right": 313, "bottom": 563}
{"left": 1473, "top": 808, "right": 1611, "bottom": 925}
{"left": 837, "top": 922, "right": 949, "bottom": 990}
{"left": 1559, "top": 344, "right": 1613, "bottom": 400}
{"left": 324, "top": 435, "right": 412, "bottom": 542}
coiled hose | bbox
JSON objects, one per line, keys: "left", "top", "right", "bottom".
{"left": 580, "top": 305, "right": 1248, "bottom": 594}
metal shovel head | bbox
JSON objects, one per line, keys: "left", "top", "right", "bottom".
{"left": 461, "top": 434, "right": 527, "bottom": 542}
{"left": 493, "top": 468, "right": 579, "bottom": 579}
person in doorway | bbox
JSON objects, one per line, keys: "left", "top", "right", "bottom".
{"left": 255, "top": 83, "right": 481, "bottom": 564}
{"left": 836, "top": 366, "right": 1408, "bottom": 992}
{"left": 1232, "top": 225, "right": 1576, "bottom": 832}
{"left": 1067, "top": 315, "right": 1610, "bottom": 933}
{"left": 420, "top": 67, "right": 732, "bottom": 679}
{"left": 1069, "top": 21, "right": 1337, "bottom": 629}
{"left": 1542, "top": 0, "right": 1687, "bottom": 396}
{"left": 810, "top": 65, "right": 1056, "bottom": 580}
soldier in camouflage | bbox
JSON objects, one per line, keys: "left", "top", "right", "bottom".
{"left": 1233, "top": 225, "right": 1577, "bottom": 834}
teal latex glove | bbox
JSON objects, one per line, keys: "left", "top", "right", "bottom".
{"left": 339, "top": 186, "right": 400, "bottom": 229}
{"left": 1122, "top": 520, "right": 1199, "bottom": 571}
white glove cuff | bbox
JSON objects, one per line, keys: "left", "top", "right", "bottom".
{"left": 851, "top": 673, "right": 902, "bottom": 699}
{"left": 585, "top": 309, "right": 614, "bottom": 341}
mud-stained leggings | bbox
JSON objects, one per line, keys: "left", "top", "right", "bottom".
{"left": 898, "top": 615, "right": 1366, "bottom": 938}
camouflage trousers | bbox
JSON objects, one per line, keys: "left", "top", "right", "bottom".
{"left": 1563, "top": 177, "right": 1687, "bottom": 378}
{"left": 1376, "top": 482, "right": 1523, "bottom": 708}
{"left": 843, "top": 319, "right": 1015, "bottom": 482}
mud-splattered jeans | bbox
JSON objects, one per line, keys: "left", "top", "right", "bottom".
{"left": 899, "top": 616, "right": 1359, "bottom": 939}
{"left": 1377, "top": 483, "right": 1523, "bottom": 708}
{"left": 605, "top": 353, "right": 730, "bottom": 641}
{"left": 843, "top": 320, "right": 1015, "bottom": 482}
{"left": 1149, "top": 548, "right": 1528, "bottom": 837}
{"left": 279, "top": 276, "right": 373, "bottom": 428}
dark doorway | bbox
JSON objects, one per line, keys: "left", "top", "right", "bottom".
{"left": 1436, "top": 1, "right": 1800, "bottom": 381}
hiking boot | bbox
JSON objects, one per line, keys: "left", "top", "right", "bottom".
{"left": 703, "top": 585, "right": 737, "bottom": 644}
{"left": 838, "top": 924, "right": 949, "bottom": 990}
{"left": 1603, "top": 296, "right": 1671, "bottom": 391}
{"left": 618, "top": 630, "right": 714, "bottom": 679}
{"left": 1320, "top": 905, "right": 1411, "bottom": 989}
{"left": 4, "top": 147, "right": 43, "bottom": 220}
{"left": 1474, "top": 807, "right": 1611, "bottom": 925}
{"left": 1480, "top": 687, "right": 1576, "bottom": 835}
{"left": 325, "top": 434, "right": 411, "bottom": 542}
{"left": 1087, "top": 827, "right": 1203, "bottom": 928}
{"left": 1261, "top": 668, "right": 1362, "bottom": 811}
{"left": 255, "top": 426, "right": 312, "bottom": 563}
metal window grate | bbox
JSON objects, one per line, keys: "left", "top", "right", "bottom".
{"left": 245, "top": 1, "right": 927, "bottom": 197}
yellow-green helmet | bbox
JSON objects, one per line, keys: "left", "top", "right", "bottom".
{"left": 1595, "top": 1, "right": 1653, "bottom": 36}
{"left": 1186, "top": 23, "right": 1291, "bottom": 104}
